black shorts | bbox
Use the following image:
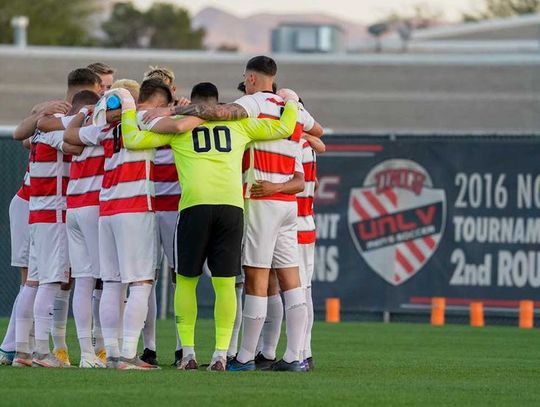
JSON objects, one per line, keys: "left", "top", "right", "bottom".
{"left": 174, "top": 205, "right": 243, "bottom": 278}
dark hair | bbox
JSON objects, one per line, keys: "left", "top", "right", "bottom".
{"left": 71, "top": 90, "right": 100, "bottom": 108}
{"left": 272, "top": 82, "right": 277, "bottom": 93}
{"left": 191, "top": 82, "right": 219, "bottom": 102}
{"left": 237, "top": 81, "right": 246, "bottom": 94}
{"left": 138, "top": 78, "right": 173, "bottom": 104}
{"left": 68, "top": 68, "right": 101, "bottom": 88}
{"left": 87, "top": 62, "right": 115, "bottom": 75}
{"left": 245, "top": 55, "right": 277, "bottom": 76}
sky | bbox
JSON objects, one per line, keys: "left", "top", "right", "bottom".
{"left": 133, "top": 0, "right": 478, "bottom": 23}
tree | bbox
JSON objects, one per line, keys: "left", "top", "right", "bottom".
{"left": 102, "top": 2, "right": 205, "bottom": 49}
{"left": 463, "top": 0, "right": 540, "bottom": 22}
{"left": 0, "top": 0, "right": 98, "bottom": 46}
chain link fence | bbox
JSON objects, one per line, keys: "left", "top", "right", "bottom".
{"left": 0, "top": 128, "right": 29, "bottom": 316}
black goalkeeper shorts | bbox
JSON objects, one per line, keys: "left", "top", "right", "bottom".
{"left": 174, "top": 204, "right": 243, "bottom": 278}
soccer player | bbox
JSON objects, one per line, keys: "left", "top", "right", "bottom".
{"left": 12, "top": 69, "right": 102, "bottom": 368}
{"left": 87, "top": 62, "right": 116, "bottom": 355}
{"left": 40, "top": 90, "right": 106, "bottom": 368}
{"left": 140, "top": 67, "right": 183, "bottom": 366}
{"left": 0, "top": 100, "right": 72, "bottom": 365}
{"left": 87, "top": 62, "right": 115, "bottom": 95}
{"left": 120, "top": 82, "right": 300, "bottom": 371}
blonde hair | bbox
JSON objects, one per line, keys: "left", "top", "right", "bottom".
{"left": 111, "top": 79, "right": 140, "bottom": 101}
{"left": 143, "top": 66, "right": 175, "bottom": 86}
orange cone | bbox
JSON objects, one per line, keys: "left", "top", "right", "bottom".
{"left": 430, "top": 297, "right": 445, "bottom": 326}
{"left": 519, "top": 300, "right": 534, "bottom": 329}
{"left": 470, "top": 302, "right": 484, "bottom": 327}
{"left": 326, "top": 298, "right": 340, "bottom": 323}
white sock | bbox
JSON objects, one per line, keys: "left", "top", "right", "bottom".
{"left": 282, "top": 288, "right": 307, "bottom": 363}
{"left": 15, "top": 285, "right": 37, "bottom": 354}
{"left": 303, "top": 287, "right": 314, "bottom": 360}
{"left": 100, "top": 282, "right": 123, "bottom": 359}
{"left": 73, "top": 277, "right": 96, "bottom": 356}
{"left": 183, "top": 346, "right": 195, "bottom": 358}
{"left": 34, "top": 284, "right": 61, "bottom": 354}
{"left": 118, "top": 285, "right": 128, "bottom": 351}
{"left": 227, "top": 285, "right": 243, "bottom": 357}
{"left": 237, "top": 295, "right": 267, "bottom": 364}
{"left": 1, "top": 286, "right": 23, "bottom": 352}
{"left": 261, "top": 294, "right": 283, "bottom": 360}
{"left": 121, "top": 284, "right": 152, "bottom": 359}
{"left": 142, "top": 283, "right": 157, "bottom": 351}
{"left": 213, "top": 349, "right": 227, "bottom": 360}
{"left": 92, "top": 288, "right": 104, "bottom": 351}
{"left": 52, "top": 288, "right": 71, "bottom": 351}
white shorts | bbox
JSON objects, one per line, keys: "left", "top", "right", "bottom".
{"left": 29, "top": 223, "right": 70, "bottom": 284}
{"left": 9, "top": 195, "right": 30, "bottom": 268}
{"left": 156, "top": 210, "right": 178, "bottom": 267}
{"left": 242, "top": 199, "right": 298, "bottom": 269}
{"left": 67, "top": 206, "right": 100, "bottom": 279}
{"left": 299, "top": 243, "right": 315, "bottom": 288}
{"left": 99, "top": 212, "right": 157, "bottom": 284}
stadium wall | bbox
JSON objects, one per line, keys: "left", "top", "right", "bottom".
{"left": 3, "top": 131, "right": 539, "bottom": 325}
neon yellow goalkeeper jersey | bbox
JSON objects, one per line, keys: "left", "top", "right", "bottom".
{"left": 121, "top": 101, "right": 298, "bottom": 211}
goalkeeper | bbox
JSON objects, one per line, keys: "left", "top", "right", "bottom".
{"left": 118, "top": 82, "right": 299, "bottom": 371}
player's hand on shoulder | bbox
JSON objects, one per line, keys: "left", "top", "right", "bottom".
{"left": 175, "top": 97, "right": 191, "bottom": 107}
{"left": 41, "top": 100, "right": 72, "bottom": 117}
{"left": 250, "top": 180, "right": 280, "bottom": 197}
{"left": 143, "top": 107, "right": 173, "bottom": 124}
{"left": 277, "top": 88, "right": 299, "bottom": 102}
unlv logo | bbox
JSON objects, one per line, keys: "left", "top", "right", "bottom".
{"left": 348, "top": 159, "right": 446, "bottom": 285}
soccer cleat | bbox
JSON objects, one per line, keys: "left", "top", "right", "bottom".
{"left": 306, "top": 357, "right": 315, "bottom": 371}
{"left": 32, "top": 353, "right": 66, "bottom": 368}
{"left": 118, "top": 356, "right": 160, "bottom": 370}
{"left": 106, "top": 357, "right": 120, "bottom": 369}
{"left": 207, "top": 356, "right": 226, "bottom": 372}
{"left": 12, "top": 352, "right": 32, "bottom": 368}
{"left": 270, "top": 359, "right": 307, "bottom": 372}
{"left": 96, "top": 348, "right": 107, "bottom": 364}
{"left": 172, "top": 349, "right": 183, "bottom": 367}
{"left": 140, "top": 348, "right": 159, "bottom": 366}
{"left": 254, "top": 352, "right": 276, "bottom": 371}
{"left": 79, "top": 353, "right": 106, "bottom": 368}
{"left": 53, "top": 348, "right": 71, "bottom": 367}
{"left": 226, "top": 357, "right": 256, "bottom": 372}
{"left": 177, "top": 354, "right": 198, "bottom": 370}
{"left": 0, "top": 348, "right": 15, "bottom": 365}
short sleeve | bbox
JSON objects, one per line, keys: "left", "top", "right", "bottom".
{"left": 294, "top": 144, "right": 304, "bottom": 174}
{"left": 137, "top": 110, "right": 163, "bottom": 131}
{"left": 38, "top": 131, "right": 64, "bottom": 152}
{"left": 299, "top": 106, "right": 315, "bottom": 132}
{"left": 233, "top": 95, "right": 260, "bottom": 118}
{"left": 79, "top": 125, "right": 105, "bottom": 146}
{"left": 61, "top": 115, "right": 76, "bottom": 128}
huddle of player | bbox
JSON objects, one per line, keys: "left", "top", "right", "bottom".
{"left": 0, "top": 55, "right": 324, "bottom": 372}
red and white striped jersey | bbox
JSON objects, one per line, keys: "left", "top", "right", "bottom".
{"left": 16, "top": 158, "right": 31, "bottom": 201}
{"left": 79, "top": 111, "right": 156, "bottom": 216}
{"left": 29, "top": 129, "right": 72, "bottom": 224}
{"left": 154, "top": 146, "right": 181, "bottom": 211}
{"left": 297, "top": 140, "right": 317, "bottom": 245}
{"left": 236, "top": 91, "right": 315, "bottom": 202}
{"left": 67, "top": 124, "right": 105, "bottom": 209}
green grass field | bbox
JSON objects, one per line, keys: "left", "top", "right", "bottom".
{"left": 1, "top": 318, "right": 539, "bottom": 406}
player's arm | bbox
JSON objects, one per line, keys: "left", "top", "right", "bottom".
{"left": 146, "top": 116, "right": 205, "bottom": 134}
{"left": 121, "top": 109, "right": 173, "bottom": 150}
{"left": 303, "top": 133, "right": 326, "bottom": 153}
{"left": 143, "top": 103, "right": 248, "bottom": 123}
{"left": 13, "top": 100, "right": 71, "bottom": 140}
{"left": 62, "top": 142, "right": 84, "bottom": 156}
{"left": 250, "top": 172, "right": 305, "bottom": 197}
{"left": 63, "top": 108, "right": 94, "bottom": 146}
{"left": 242, "top": 100, "right": 299, "bottom": 141}
{"left": 307, "top": 121, "right": 324, "bottom": 138}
